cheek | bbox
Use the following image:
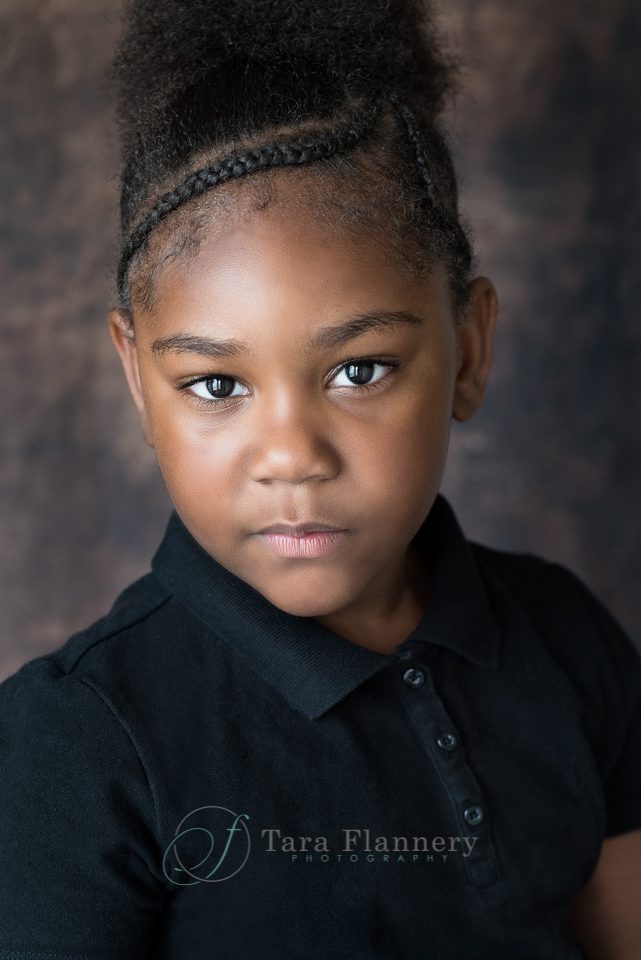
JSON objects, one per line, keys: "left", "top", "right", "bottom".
{"left": 147, "top": 395, "right": 239, "bottom": 502}
{"left": 356, "top": 361, "right": 455, "bottom": 521}
{"left": 324, "top": 371, "right": 455, "bottom": 531}
{"left": 374, "top": 361, "right": 455, "bottom": 461}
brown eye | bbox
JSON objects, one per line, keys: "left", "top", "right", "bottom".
{"left": 331, "top": 359, "right": 398, "bottom": 390}
{"left": 201, "top": 376, "right": 236, "bottom": 399}
{"left": 184, "top": 375, "right": 250, "bottom": 406}
{"left": 346, "top": 362, "right": 377, "bottom": 385}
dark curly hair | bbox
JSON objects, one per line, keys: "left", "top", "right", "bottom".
{"left": 111, "top": 0, "right": 475, "bottom": 324}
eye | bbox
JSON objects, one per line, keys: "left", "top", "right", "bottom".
{"left": 330, "top": 357, "right": 399, "bottom": 392}
{"left": 183, "top": 375, "right": 250, "bottom": 408}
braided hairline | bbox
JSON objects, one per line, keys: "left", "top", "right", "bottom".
{"left": 117, "top": 101, "right": 383, "bottom": 298}
{"left": 117, "top": 93, "right": 472, "bottom": 307}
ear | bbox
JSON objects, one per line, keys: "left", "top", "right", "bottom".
{"left": 107, "top": 308, "right": 155, "bottom": 448}
{"left": 451, "top": 277, "right": 498, "bottom": 422}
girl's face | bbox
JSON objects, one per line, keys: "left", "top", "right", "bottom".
{"left": 109, "top": 194, "right": 496, "bottom": 645}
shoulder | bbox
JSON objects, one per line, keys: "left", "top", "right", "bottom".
{"left": 0, "top": 578, "right": 169, "bottom": 951}
{"left": 470, "top": 538, "right": 639, "bottom": 677}
{"left": 470, "top": 540, "right": 641, "bottom": 780}
{"left": 0, "top": 570, "right": 178, "bottom": 719}
{"left": 0, "top": 570, "right": 180, "bottom": 813}
{"left": 470, "top": 537, "right": 607, "bottom": 620}
{"left": 0, "top": 575, "right": 174, "bottom": 793}
{"left": 52, "top": 570, "right": 172, "bottom": 673}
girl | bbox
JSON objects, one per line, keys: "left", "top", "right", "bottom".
{"left": 1, "top": 0, "right": 640, "bottom": 957}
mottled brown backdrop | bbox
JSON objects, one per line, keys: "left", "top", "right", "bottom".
{"left": 1, "top": 0, "right": 639, "bottom": 680}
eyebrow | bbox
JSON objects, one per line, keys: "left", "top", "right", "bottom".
{"left": 149, "top": 309, "right": 425, "bottom": 360}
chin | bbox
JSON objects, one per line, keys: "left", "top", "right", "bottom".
{"left": 261, "top": 583, "right": 351, "bottom": 620}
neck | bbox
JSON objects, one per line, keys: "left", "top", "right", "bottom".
{"left": 313, "top": 541, "right": 432, "bottom": 655}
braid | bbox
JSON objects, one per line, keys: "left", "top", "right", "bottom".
{"left": 388, "top": 91, "right": 473, "bottom": 307}
{"left": 117, "top": 102, "right": 382, "bottom": 301}
{"left": 387, "top": 93, "right": 439, "bottom": 210}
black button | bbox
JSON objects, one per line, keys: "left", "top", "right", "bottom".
{"left": 463, "top": 805, "right": 485, "bottom": 826}
{"left": 402, "top": 667, "right": 425, "bottom": 688}
{"left": 436, "top": 732, "right": 458, "bottom": 752}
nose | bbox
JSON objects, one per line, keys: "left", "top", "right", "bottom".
{"left": 248, "top": 394, "right": 340, "bottom": 485}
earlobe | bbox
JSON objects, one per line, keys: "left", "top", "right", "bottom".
{"left": 107, "top": 308, "right": 156, "bottom": 448}
{"left": 452, "top": 277, "right": 498, "bottom": 423}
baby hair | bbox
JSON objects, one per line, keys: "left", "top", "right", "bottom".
{"left": 112, "top": 0, "right": 474, "bottom": 323}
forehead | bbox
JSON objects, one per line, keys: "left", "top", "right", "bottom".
{"left": 133, "top": 175, "right": 449, "bottom": 343}
{"left": 159, "top": 208, "right": 397, "bottom": 310}
{"left": 135, "top": 205, "right": 452, "bottom": 357}
{"left": 130, "top": 163, "right": 435, "bottom": 318}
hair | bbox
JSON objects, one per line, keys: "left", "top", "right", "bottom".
{"left": 111, "top": 0, "right": 475, "bottom": 327}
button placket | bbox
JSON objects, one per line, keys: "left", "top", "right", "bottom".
{"left": 390, "top": 659, "right": 499, "bottom": 887}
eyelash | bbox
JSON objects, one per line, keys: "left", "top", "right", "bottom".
{"left": 178, "top": 356, "right": 401, "bottom": 410}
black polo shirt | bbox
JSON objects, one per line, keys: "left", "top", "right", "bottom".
{"left": 1, "top": 493, "right": 640, "bottom": 959}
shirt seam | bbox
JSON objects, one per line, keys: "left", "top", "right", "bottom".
{"left": 69, "top": 671, "right": 163, "bottom": 859}
{"left": 62, "top": 590, "right": 172, "bottom": 673}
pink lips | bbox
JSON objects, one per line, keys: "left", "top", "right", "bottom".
{"left": 256, "top": 522, "right": 350, "bottom": 559}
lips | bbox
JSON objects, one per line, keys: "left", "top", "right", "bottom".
{"left": 257, "top": 521, "right": 347, "bottom": 537}
{"left": 256, "top": 525, "right": 350, "bottom": 559}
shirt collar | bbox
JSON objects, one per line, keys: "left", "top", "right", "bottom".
{"left": 150, "top": 493, "right": 502, "bottom": 720}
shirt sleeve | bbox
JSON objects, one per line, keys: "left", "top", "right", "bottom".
{"left": 0, "top": 656, "right": 167, "bottom": 959}
{"left": 546, "top": 561, "right": 641, "bottom": 839}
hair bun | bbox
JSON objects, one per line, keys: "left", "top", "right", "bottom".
{"left": 112, "top": 0, "right": 471, "bottom": 313}
{"left": 113, "top": 0, "right": 455, "bottom": 169}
